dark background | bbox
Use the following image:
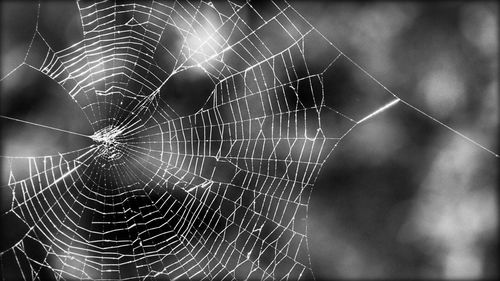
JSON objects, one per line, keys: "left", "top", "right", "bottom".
{"left": 1, "top": 1, "right": 498, "bottom": 280}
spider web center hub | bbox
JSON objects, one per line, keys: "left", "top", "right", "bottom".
{"left": 91, "top": 125, "right": 125, "bottom": 161}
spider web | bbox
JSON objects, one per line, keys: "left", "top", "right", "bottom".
{"left": 0, "top": 1, "right": 496, "bottom": 281}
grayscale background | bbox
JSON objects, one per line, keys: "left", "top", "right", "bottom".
{"left": 1, "top": 1, "right": 497, "bottom": 280}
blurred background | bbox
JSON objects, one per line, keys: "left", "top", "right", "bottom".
{"left": 1, "top": 1, "right": 498, "bottom": 280}
{"left": 295, "top": 1, "right": 498, "bottom": 280}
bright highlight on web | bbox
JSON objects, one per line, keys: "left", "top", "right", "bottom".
{"left": 0, "top": 1, "right": 497, "bottom": 280}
